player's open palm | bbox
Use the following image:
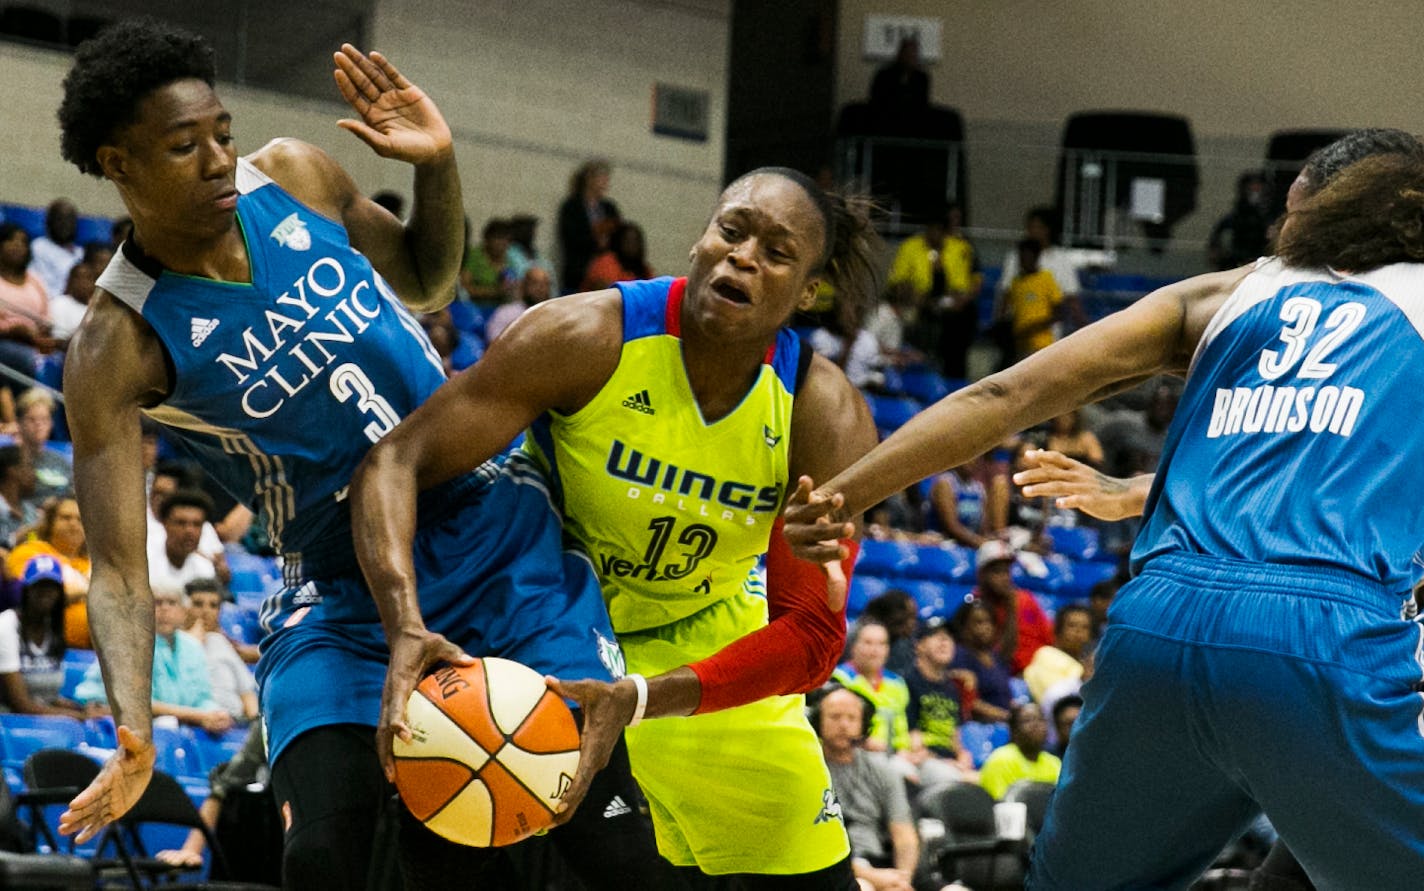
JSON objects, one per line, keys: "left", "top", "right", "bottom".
{"left": 333, "top": 44, "right": 453, "bottom": 165}
{"left": 378, "top": 627, "right": 473, "bottom": 781}
{"left": 543, "top": 676, "right": 635, "bottom": 826}
{"left": 58, "top": 725, "right": 155, "bottom": 843}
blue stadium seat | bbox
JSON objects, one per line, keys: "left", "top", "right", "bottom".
{"left": 1047, "top": 525, "right": 1099, "bottom": 561}
{"left": 75, "top": 215, "right": 112, "bottom": 246}
{"left": 905, "top": 580, "right": 952, "bottom": 622}
{"left": 0, "top": 714, "right": 86, "bottom": 790}
{"left": 1009, "top": 676, "right": 1032, "bottom": 706}
{"left": 218, "top": 602, "right": 263, "bottom": 647}
{"left": 854, "top": 539, "right": 919, "bottom": 577}
{"left": 959, "top": 721, "right": 1009, "bottom": 768}
{"left": 187, "top": 726, "right": 248, "bottom": 775}
{"left": 150, "top": 725, "right": 209, "bottom": 804}
{"left": 84, "top": 716, "right": 117, "bottom": 750}
{"left": 846, "top": 574, "right": 889, "bottom": 622}
{"left": 0, "top": 205, "right": 45, "bottom": 239}
{"left": 864, "top": 394, "right": 920, "bottom": 435}
{"left": 448, "top": 331, "right": 484, "bottom": 372}
{"left": 446, "top": 300, "right": 484, "bottom": 337}
{"left": 1056, "top": 559, "right": 1119, "bottom": 599}
{"left": 903, "top": 544, "right": 972, "bottom": 583}
{"left": 58, "top": 648, "right": 96, "bottom": 702}
{"left": 900, "top": 366, "right": 950, "bottom": 405}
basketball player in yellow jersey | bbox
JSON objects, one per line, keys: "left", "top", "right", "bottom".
{"left": 351, "top": 168, "right": 881, "bottom": 887}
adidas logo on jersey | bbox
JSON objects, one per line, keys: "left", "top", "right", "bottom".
{"left": 602, "top": 796, "right": 631, "bottom": 819}
{"left": 190, "top": 317, "right": 220, "bottom": 347}
{"left": 622, "top": 389, "right": 655, "bottom": 414}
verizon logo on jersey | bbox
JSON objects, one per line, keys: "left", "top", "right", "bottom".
{"left": 190, "top": 317, "right": 219, "bottom": 347}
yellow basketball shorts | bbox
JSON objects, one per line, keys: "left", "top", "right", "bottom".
{"left": 619, "top": 592, "right": 850, "bottom": 875}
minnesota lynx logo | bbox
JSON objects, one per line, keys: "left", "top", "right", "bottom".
{"left": 594, "top": 629, "right": 626, "bottom": 679}
{"left": 269, "top": 213, "right": 311, "bottom": 251}
{"left": 813, "top": 788, "right": 843, "bottom": 825}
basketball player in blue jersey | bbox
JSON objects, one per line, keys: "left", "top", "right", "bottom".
{"left": 787, "top": 136, "right": 1424, "bottom": 889}
{"left": 52, "top": 19, "right": 661, "bottom": 890}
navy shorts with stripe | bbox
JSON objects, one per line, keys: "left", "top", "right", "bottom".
{"left": 255, "top": 453, "right": 620, "bottom": 764}
{"left": 1028, "top": 552, "right": 1424, "bottom": 891}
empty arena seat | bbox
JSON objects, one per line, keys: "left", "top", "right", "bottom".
{"left": 0, "top": 204, "right": 45, "bottom": 239}
{"left": 902, "top": 543, "right": 972, "bottom": 583}
{"left": 187, "top": 726, "right": 248, "bottom": 775}
{"left": 899, "top": 366, "right": 951, "bottom": 405}
{"left": 1047, "top": 525, "right": 1099, "bottom": 561}
{"left": 58, "top": 649, "right": 96, "bottom": 702}
{"left": 74, "top": 215, "right": 112, "bottom": 246}
{"left": 959, "top": 721, "right": 1010, "bottom": 768}
{"left": 864, "top": 394, "right": 921, "bottom": 434}
{"left": 854, "top": 539, "right": 919, "bottom": 577}
{"left": 846, "top": 574, "right": 889, "bottom": 621}
{"left": 0, "top": 715, "right": 86, "bottom": 790}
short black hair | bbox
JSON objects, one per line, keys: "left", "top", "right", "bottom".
{"left": 1054, "top": 604, "right": 1092, "bottom": 638}
{"left": 158, "top": 487, "right": 214, "bottom": 522}
{"left": 1301, "top": 129, "right": 1424, "bottom": 194}
{"left": 58, "top": 18, "right": 217, "bottom": 177}
{"left": 0, "top": 445, "right": 26, "bottom": 478}
{"left": 153, "top": 458, "right": 199, "bottom": 488}
{"left": 185, "top": 577, "right": 226, "bottom": 601}
{"left": 1051, "top": 694, "right": 1084, "bottom": 724}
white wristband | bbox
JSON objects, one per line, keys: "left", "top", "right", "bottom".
{"left": 626, "top": 673, "right": 649, "bottom": 727}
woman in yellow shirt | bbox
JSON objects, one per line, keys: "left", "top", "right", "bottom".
{"left": 7, "top": 496, "right": 91, "bottom": 647}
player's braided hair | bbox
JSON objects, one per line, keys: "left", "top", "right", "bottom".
{"left": 1300, "top": 128, "right": 1424, "bottom": 193}
{"left": 58, "top": 18, "right": 216, "bottom": 177}
{"left": 1277, "top": 154, "right": 1424, "bottom": 272}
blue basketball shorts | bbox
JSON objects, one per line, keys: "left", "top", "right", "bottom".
{"left": 1028, "top": 551, "right": 1424, "bottom": 891}
{"left": 255, "top": 454, "right": 622, "bottom": 763}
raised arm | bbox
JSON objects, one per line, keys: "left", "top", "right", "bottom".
{"left": 350, "top": 292, "right": 621, "bottom": 778}
{"left": 252, "top": 46, "right": 462, "bottom": 312}
{"left": 58, "top": 293, "right": 169, "bottom": 841}
{"left": 784, "top": 267, "right": 1248, "bottom": 561}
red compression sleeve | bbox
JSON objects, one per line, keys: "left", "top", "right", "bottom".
{"left": 689, "top": 519, "right": 858, "bottom": 714}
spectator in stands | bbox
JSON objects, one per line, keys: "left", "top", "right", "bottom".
{"left": 421, "top": 309, "right": 460, "bottom": 375}
{"left": 973, "top": 540, "right": 1053, "bottom": 674}
{"left": 486, "top": 266, "right": 552, "bottom": 344}
{"left": 157, "top": 721, "right": 268, "bottom": 870}
{"left": 50, "top": 253, "right": 96, "bottom": 340}
{"left": 834, "top": 620, "right": 911, "bottom": 753}
{"left": 581, "top": 221, "right": 653, "bottom": 291}
{"left": 813, "top": 684, "right": 918, "bottom": 891}
{"left": 864, "top": 288, "right": 923, "bottom": 373}
{"left": 978, "top": 702, "right": 1061, "bottom": 800}
{"left": 76, "top": 585, "right": 233, "bottom": 733}
{"left": 460, "top": 217, "right": 512, "bottom": 305}
{"left": 370, "top": 190, "right": 405, "bottom": 219}
{"left": 1023, "top": 605, "right": 1091, "bottom": 727}
{"left": 947, "top": 599, "right": 1012, "bottom": 723}
{"left": 148, "top": 489, "right": 218, "bottom": 593}
{"left": 182, "top": 578, "right": 257, "bottom": 724}
{"left": 903, "top": 617, "right": 977, "bottom": 788}
{"left": 1088, "top": 577, "right": 1120, "bottom": 645}
{"left": 1044, "top": 410, "right": 1103, "bottom": 468}
{"left": 558, "top": 159, "right": 620, "bottom": 294}
{"left": 0, "top": 555, "right": 84, "bottom": 717}
{"left": 502, "top": 213, "right": 552, "bottom": 288}
{"left": 0, "top": 446, "right": 38, "bottom": 548}
{"left": 859, "top": 590, "right": 919, "bottom": 679}
{"left": 925, "top": 459, "right": 988, "bottom": 548}
{"left": 868, "top": 36, "right": 930, "bottom": 122}
{"left": 7, "top": 496, "right": 90, "bottom": 647}
{"left": 147, "top": 460, "right": 229, "bottom": 583}
{"left": 1207, "top": 171, "right": 1270, "bottom": 271}
{"left": 16, "top": 389, "right": 70, "bottom": 502}
{"left": 0, "top": 223, "right": 56, "bottom": 397}
{"left": 1052, "top": 604, "right": 1093, "bottom": 668}
{"left": 995, "top": 206, "right": 1085, "bottom": 312}
{"left": 809, "top": 318, "right": 884, "bottom": 391}
{"left": 1098, "top": 379, "right": 1181, "bottom": 477}
{"left": 28, "top": 199, "right": 82, "bottom": 299}
{"left": 1000, "top": 239, "right": 1063, "bottom": 361}
{"left": 885, "top": 204, "right": 980, "bottom": 378}
{"left": 1048, "top": 694, "right": 1083, "bottom": 759}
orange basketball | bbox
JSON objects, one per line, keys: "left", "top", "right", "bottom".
{"left": 392, "top": 658, "right": 581, "bottom": 847}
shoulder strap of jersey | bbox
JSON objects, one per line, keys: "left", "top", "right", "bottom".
{"left": 616, "top": 276, "right": 681, "bottom": 342}
{"left": 96, "top": 242, "right": 160, "bottom": 315}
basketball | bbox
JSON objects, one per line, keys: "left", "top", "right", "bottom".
{"left": 392, "top": 658, "right": 582, "bottom": 847}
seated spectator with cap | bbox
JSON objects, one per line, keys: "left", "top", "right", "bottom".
{"left": 75, "top": 584, "right": 233, "bottom": 734}
{"left": 814, "top": 683, "right": 918, "bottom": 891}
{"left": 182, "top": 578, "right": 257, "bottom": 724}
{"left": 902, "top": 617, "right": 978, "bottom": 788}
{"left": 6, "top": 495, "right": 92, "bottom": 647}
{"left": 978, "top": 702, "right": 1062, "bottom": 800}
{"left": 972, "top": 539, "right": 1054, "bottom": 675}
{"left": 834, "top": 620, "right": 912, "bottom": 754}
{"left": 0, "top": 555, "right": 84, "bottom": 717}
{"left": 148, "top": 488, "right": 218, "bottom": 593}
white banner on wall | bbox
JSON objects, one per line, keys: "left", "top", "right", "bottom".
{"left": 862, "top": 15, "right": 942, "bottom": 62}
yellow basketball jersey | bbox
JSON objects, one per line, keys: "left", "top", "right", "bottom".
{"left": 524, "top": 277, "right": 803, "bottom": 635}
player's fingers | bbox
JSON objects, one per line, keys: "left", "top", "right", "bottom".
{"left": 332, "top": 69, "right": 371, "bottom": 114}
{"left": 369, "top": 51, "right": 413, "bottom": 90}
{"left": 823, "top": 560, "right": 847, "bottom": 612}
{"left": 796, "top": 540, "right": 850, "bottom": 564}
{"left": 334, "top": 47, "right": 381, "bottom": 102}
{"left": 336, "top": 120, "right": 392, "bottom": 154}
{"left": 344, "top": 43, "right": 394, "bottom": 95}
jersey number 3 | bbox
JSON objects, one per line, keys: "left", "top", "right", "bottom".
{"left": 330, "top": 363, "right": 400, "bottom": 443}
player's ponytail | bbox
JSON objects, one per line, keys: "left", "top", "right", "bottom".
{"left": 1278, "top": 154, "right": 1424, "bottom": 272}
{"left": 818, "top": 191, "right": 883, "bottom": 336}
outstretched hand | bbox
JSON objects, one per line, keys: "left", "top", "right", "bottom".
{"left": 543, "top": 676, "right": 636, "bottom": 826}
{"left": 377, "top": 628, "right": 475, "bottom": 782}
{"left": 333, "top": 44, "right": 453, "bottom": 164}
{"left": 59, "top": 725, "right": 156, "bottom": 843}
{"left": 1012, "top": 449, "right": 1144, "bottom": 521}
{"left": 782, "top": 476, "right": 852, "bottom": 610}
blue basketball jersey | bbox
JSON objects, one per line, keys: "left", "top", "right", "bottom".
{"left": 1133, "top": 258, "right": 1424, "bottom": 591}
{"left": 96, "top": 158, "right": 447, "bottom": 580}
